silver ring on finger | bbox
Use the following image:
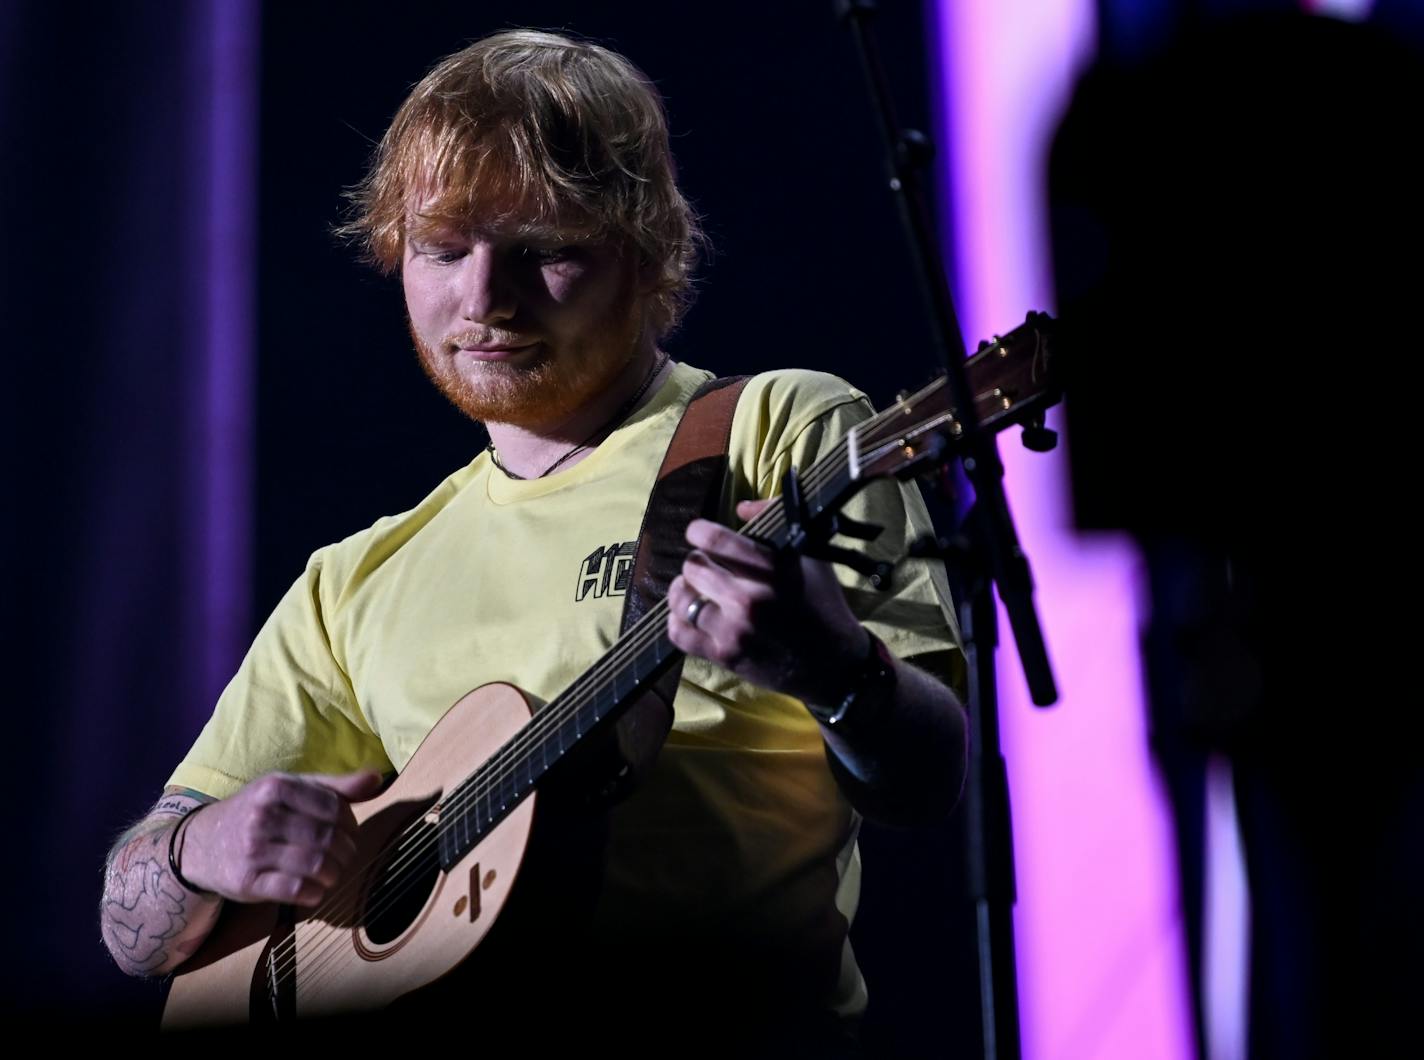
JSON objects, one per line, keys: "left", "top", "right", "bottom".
{"left": 686, "top": 596, "right": 712, "bottom": 629}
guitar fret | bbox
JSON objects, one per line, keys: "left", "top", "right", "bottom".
{"left": 580, "top": 697, "right": 601, "bottom": 733}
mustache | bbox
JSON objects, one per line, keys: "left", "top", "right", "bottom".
{"left": 445, "top": 328, "right": 536, "bottom": 350}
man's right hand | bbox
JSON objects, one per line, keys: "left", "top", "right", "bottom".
{"left": 178, "top": 770, "right": 384, "bottom": 908}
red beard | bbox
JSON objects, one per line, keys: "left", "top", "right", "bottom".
{"left": 408, "top": 271, "right": 646, "bottom": 432}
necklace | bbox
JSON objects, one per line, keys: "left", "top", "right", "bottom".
{"left": 486, "top": 352, "right": 668, "bottom": 480}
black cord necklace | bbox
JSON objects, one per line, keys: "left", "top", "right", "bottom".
{"left": 486, "top": 351, "right": 669, "bottom": 480}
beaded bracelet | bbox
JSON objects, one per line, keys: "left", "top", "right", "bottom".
{"left": 166, "top": 803, "right": 215, "bottom": 896}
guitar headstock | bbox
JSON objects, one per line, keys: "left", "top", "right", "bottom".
{"left": 848, "top": 311, "right": 1060, "bottom": 483}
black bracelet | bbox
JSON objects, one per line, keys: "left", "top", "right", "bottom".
{"left": 808, "top": 628, "right": 898, "bottom": 737}
{"left": 167, "top": 803, "right": 215, "bottom": 896}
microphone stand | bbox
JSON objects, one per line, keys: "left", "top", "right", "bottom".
{"left": 835, "top": 4, "right": 1060, "bottom": 1058}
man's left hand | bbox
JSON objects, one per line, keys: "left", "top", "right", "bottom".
{"left": 666, "top": 499, "right": 868, "bottom": 708}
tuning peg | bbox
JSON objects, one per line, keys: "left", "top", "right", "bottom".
{"left": 806, "top": 543, "right": 895, "bottom": 590}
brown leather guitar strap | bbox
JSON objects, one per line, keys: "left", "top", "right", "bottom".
{"left": 604, "top": 374, "right": 750, "bottom": 791}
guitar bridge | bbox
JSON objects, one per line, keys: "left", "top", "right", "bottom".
{"left": 254, "top": 905, "right": 297, "bottom": 1023}
{"left": 265, "top": 948, "right": 280, "bottom": 1020}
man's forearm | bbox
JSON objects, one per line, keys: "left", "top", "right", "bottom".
{"left": 817, "top": 655, "right": 968, "bottom": 825}
{"left": 100, "top": 797, "right": 222, "bottom": 978}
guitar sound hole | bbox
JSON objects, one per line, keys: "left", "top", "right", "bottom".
{"left": 363, "top": 824, "right": 443, "bottom": 945}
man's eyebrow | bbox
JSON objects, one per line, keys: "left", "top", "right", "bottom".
{"left": 405, "top": 219, "right": 467, "bottom": 242}
{"left": 406, "top": 221, "right": 598, "bottom": 248}
{"left": 407, "top": 233, "right": 461, "bottom": 246}
{"left": 484, "top": 220, "right": 598, "bottom": 243}
{"left": 518, "top": 226, "right": 581, "bottom": 243}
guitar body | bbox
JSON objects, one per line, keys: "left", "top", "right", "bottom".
{"left": 163, "top": 683, "right": 537, "bottom": 1029}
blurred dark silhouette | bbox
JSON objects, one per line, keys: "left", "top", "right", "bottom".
{"left": 1052, "top": 13, "right": 1423, "bottom": 1058}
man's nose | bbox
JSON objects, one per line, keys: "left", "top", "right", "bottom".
{"left": 460, "top": 245, "right": 516, "bottom": 324}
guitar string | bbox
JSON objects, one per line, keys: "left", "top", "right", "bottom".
{"left": 274, "top": 372, "right": 979, "bottom": 1004}
{"left": 277, "top": 440, "right": 858, "bottom": 1000}
{"left": 267, "top": 369, "right": 982, "bottom": 1003}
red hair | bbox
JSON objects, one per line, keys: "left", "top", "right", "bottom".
{"left": 339, "top": 29, "right": 704, "bottom": 337}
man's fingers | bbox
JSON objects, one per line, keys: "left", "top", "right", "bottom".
{"left": 271, "top": 843, "right": 345, "bottom": 891}
{"left": 304, "top": 769, "right": 384, "bottom": 803}
{"left": 266, "top": 769, "right": 379, "bottom": 827}
{"left": 247, "top": 833, "right": 355, "bottom": 905}
{"left": 667, "top": 575, "right": 719, "bottom": 655}
{"left": 735, "top": 498, "right": 774, "bottom": 522}
{"left": 251, "top": 870, "right": 327, "bottom": 908}
{"left": 273, "top": 815, "right": 359, "bottom": 867}
{"left": 685, "top": 519, "right": 776, "bottom": 575}
{"left": 681, "top": 551, "right": 743, "bottom": 603}
{"left": 229, "top": 822, "right": 357, "bottom": 906}
{"left": 251, "top": 774, "right": 344, "bottom": 826}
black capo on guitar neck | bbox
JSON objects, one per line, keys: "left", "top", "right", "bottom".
{"left": 775, "top": 466, "right": 895, "bottom": 590}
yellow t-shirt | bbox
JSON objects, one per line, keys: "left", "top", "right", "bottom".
{"left": 168, "top": 362, "right": 963, "bottom": 1015}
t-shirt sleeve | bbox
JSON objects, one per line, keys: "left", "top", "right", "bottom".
{"left": 727, "top": 372, "right": 967, "bottom": 695}
{"left": 166, "top": 551, "right": 393, "bottom": 799}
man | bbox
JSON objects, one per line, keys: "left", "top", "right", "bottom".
{"left": 101, "top": 29, "right": 967, "bottom": 1044}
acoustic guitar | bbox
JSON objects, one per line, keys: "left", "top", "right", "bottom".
{"left": 162, "top": 313, "right": 1059, "bottom": 1028}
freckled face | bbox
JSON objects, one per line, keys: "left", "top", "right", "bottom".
{"left": 402, "top": 223, "right": 647, "bottom": 429}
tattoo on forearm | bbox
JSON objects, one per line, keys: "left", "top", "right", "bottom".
{"left": 101, "top": 790, "right": 217, "bottom": 974}
{"left": 102, "top": 827, "right": 189, "bottom": 974}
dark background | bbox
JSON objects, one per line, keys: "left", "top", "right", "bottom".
{"left": 5, "top": 1, "right": 975, "bottom": 1051}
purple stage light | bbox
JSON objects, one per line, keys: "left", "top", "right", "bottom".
{"left": 931, "top": 2, "right": 1196, "bottom": 1056}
